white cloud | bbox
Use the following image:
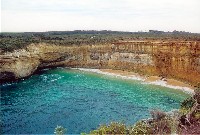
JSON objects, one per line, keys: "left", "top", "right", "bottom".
{"left": 1, "top": 0, "right": 200, "bottom": 32}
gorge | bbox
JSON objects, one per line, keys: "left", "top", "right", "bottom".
{"left": 1, "top": 40, "right": 200, "bottom": 86}
{"left": 1, "top": 31, "right": 200, "bottom": 134}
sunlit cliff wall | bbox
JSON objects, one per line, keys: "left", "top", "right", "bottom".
{"left": 109, "top": 41, "right": 200, "bottom": 85}
{"left": 0, "top": 41, "right": 200, "bottom": 85}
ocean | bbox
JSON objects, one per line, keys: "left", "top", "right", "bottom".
{"left": 0, "top": 68, "right": 189, "bottom": 134}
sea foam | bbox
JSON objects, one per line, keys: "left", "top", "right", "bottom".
{"left": 74, "top": 68, "right": 194, "bottom": 94}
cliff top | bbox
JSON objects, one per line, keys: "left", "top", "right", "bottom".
{"left": 1, "top": 30, "right": 200, "bottom": 53}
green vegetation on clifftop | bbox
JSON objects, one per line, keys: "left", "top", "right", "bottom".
{"left": 1, "top": 30, "right": 200, "bottom": 52}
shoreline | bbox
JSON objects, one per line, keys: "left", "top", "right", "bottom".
{"left": 76, "top": 68, "right": 194, "bottom": 95}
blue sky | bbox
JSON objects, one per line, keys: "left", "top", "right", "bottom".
{"left": 1, "top": 0, "right": 200, "bottom": 32}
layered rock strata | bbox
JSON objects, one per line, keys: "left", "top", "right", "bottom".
{"left": 1, "top": 41, "right": 200, "bottom": 85}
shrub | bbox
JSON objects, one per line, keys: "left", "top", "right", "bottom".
{"left": 54, "top": 125, "right": 66, "bottom": 135}
{"left": 150, "top": 117, "right": 172, "bottom": 134}
{"left": 166, "top": 110, "right": 180, "bottom": 134}
{"left": 130, "top": 121, "right": 153, "bottom": 134}
{"left": 89, "top": 122, "right": 127, "bottom": 135}
{"left": 194, "top": 88, "right": 200, "bottom": 104}
{"left": 150, "top": 109, "right": 166, "bottom": 121}
{"left": 180, "top": 97, "right": 195, "bottom": 115}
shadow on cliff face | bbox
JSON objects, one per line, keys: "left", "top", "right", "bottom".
{"left": 0, "top": 72, "right": 16, "bottom": 84}
{"left": 0, "top": 67, "right": 58, "bottom": 84}
{"left": 4, "top": 67, "right": 72, "bottom": 85}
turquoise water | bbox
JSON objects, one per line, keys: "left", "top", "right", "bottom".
{"left": 1, "top": 68, "right": 189, "bottom": 134}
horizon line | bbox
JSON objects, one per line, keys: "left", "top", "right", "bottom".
{"left": 1, "top": 29, "right": 200, "bottom": 34}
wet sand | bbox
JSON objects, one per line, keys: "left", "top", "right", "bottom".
{"left": 99, "top": 69, "right": 194, "bottom": 94}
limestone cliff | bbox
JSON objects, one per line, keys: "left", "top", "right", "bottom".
{"left": 0, "top": 41, "right": 200, "bottom": 85}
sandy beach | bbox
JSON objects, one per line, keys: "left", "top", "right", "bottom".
{"left": 77, "top": 68, "right": 194, "bottom": 94}
{"left": 144, "top": 75, "right": 193, "bottom": 88}
{"left": 102, "top": 69, "right": 194, "bottom": 94}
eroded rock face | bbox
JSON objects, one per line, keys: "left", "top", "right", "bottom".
{"left": 0, "top": 41, "right": 200, "bottom": 85}
{"left": 0, "top": 43, "right": 68, "bottom": 82}
{"left": 110, "top": 52, "right": 153, "bottom": 65}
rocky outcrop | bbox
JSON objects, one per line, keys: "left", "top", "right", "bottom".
{"left": 0, "top": 41, "right": 200, "bottom": 85}
{"left": 0, "top": 44, "right": 68, "bottom": 82}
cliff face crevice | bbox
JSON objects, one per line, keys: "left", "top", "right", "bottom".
{"left": 0, "top": 41, "right": 200, "bottom": 85}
